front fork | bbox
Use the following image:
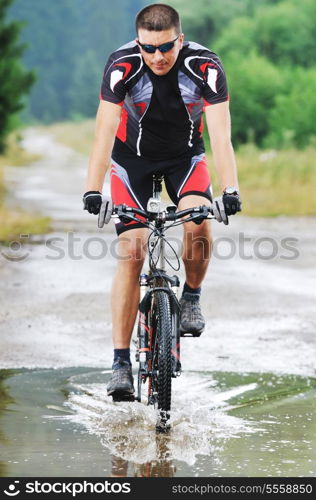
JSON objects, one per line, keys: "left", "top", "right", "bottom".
{"left": 135, "top": 273, "right": 150, "bottom": 376}
{"left": 135, "top": 274, "right": 181, "bottom": 402}
{"left": 171, "top": 304, "right": 181, "bottom": 376}
{"left": 170, "top": 275, "right": 181, "bottom": 377}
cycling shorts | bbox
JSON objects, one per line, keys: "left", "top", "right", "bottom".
{"left": 110, "top": 151, "right": 212, "bottom": 235}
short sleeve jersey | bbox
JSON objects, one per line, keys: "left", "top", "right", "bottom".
{"left": 100, "top": 40, "right": 229, "bottom": 161}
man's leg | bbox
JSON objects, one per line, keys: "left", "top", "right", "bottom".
{"left": 178, "top": 194, "right": 212, "bottom": 287}
{"left": 111, "top": 227, "right": 148, "bottom": 348}
{"left": 107, "top": 227, "right": 148, "bottom": 397}
{"left": 178, "top": 194, "right": 212, "bottom": 335}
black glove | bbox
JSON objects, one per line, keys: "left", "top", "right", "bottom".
{"left": 213, "top": 193, "right": 242, "bottom": 224}
{"left": 222, "top": 193, "right": 242, "bottom": 215}
{"left": 83, "top": 191, "right": 102, "bottom": 214}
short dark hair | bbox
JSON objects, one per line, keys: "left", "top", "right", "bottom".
{"left": 135, "top": 4, "right": 181, "bottom": 34}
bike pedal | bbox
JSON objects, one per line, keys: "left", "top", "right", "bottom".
{"left": 180, "top": 330, "right": 202, "bottom": 337}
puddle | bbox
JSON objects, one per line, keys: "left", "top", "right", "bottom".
{"left": 0, "top": 368, "right": 315, "bottom": 477}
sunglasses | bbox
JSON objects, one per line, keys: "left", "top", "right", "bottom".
{"left": 137, "top": 35, "right": 180, "bottom": 54}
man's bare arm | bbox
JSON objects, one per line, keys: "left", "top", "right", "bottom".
{"left": 85, "top": 100, "right": 122, "bottom": 192}
{"left": 205, "top": 101, "right": 239, "bottom": 192}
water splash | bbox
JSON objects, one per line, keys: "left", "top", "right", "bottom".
{"left": 61, "top": 370, "right": 258, "bottom": 466}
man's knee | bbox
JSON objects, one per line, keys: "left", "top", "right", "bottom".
{"left": 116, "top": 230, "right": 148, "bottom": 267}
{"left": 183, "top": 226, "right": 212, "bottom": 261}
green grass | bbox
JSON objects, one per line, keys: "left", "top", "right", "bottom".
{"left": 38, "top": 119, "right": 95, "bottom": 156}
{"left": 0, "top": 131, "right": 51, "bottom": 243}
{"left": 0, "top": 131, "right": 40, "bottom": 168}
{"left": 22, "top": 120, "right": 316, "bottom": 217}
{"left": 233, "top": 144, "right": 316, "bottom": 216}
{"left": 0, "top": 208, "right": 51, "bottom": 243}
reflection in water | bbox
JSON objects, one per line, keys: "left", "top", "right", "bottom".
{"left": 111, "top": 434, "right": 176, "bottom": 477}
{"left": 134, "top": 434, "right": 176, "bottom": 477}
{"left": 111, "top": 455, "right": 129, "bottom": 477}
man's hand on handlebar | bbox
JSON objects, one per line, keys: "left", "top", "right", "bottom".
{"left": 83, "top": 195, "right": 241, "bottom": 228}
{"left": 83, "top": 191, "right": 103, "bottom": 214}
{"left": 213, "top": 191, "right": 242, "bottom": 225}
{"left": 98, "top": 195, "right": 113, "bottom": 227}
{"left": 83, "top": 191, "right": 113, "bottom": 227}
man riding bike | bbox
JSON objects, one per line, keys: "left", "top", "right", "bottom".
{"left": 83, "top": 3, "right": 241, "bottom": 401}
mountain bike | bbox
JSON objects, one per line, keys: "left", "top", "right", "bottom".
{"left": 99, "top": 176, "right": 222, "bottom": 432}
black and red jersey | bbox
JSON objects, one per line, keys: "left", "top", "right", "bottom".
{"left": 100, "top": 40, "right": 229, "bottom": 161}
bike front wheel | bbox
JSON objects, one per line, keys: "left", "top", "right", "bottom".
{"left": 153, "top": 290, "right": 172, "bottom": 431}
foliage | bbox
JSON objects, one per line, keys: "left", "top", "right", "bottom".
{"left": 255, "top": 0, "right": 316, "bottom": 67}
{"left": 9, "top": 0, "right": 147, "bottom": 123}
{"left": 0, "top": 207, "right": 51, "bottom": 242}
{"left": 5, "top": 0, "right": 316, "bottom": 149}
{"left": 231, "top": 144, "right": 316, "bottom": 216}
{"left": 70, "top": 50, "right": 101, "bottom": 119}
{"left": 264, "top": 68, "right": 316, "bottom": 149}
{"left": 215, "top": 0, "right": 316, "bottom": 67}
{"left": 0, "top": 129, "right": 51, "bottom": 242}
{"left": 212, "top": 0, "right": 316, "bottom": 148}
{"left": 0, "top": 0, "right": 35, "bottom": 151}
{"left": 170, "top": 0, "right": 280, "bottom": 46}
{"left": 223, "top": 51, "right": 286, "bottom": 146}
{"left": 0, "top": 130, "right": 39, "bottom": 168}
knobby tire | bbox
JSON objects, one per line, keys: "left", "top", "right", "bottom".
{"left": 154, "top": 291, "right": 172, "bottom": 429}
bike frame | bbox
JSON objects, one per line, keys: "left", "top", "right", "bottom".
{"left": 136, "top": 175, "right": 181, "bottom": 405}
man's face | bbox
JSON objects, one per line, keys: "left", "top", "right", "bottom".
{"left": 137, "top": 28, "right": 184, "bottom": 76}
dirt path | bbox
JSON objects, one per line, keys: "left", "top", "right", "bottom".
{"left": 1, "top": 129, "right": 316, "bottom": 376}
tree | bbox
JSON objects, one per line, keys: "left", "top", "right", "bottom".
{"left": 255, "top": 0, "right": 316, "bottom": 67}
{"left": 171, "top": 0, "right": 284, "bottom": 47}
{"left": 70, "top": 50, "right": 101, "bottom": 118}
{"left": 0, "top": 0, "right": 35, "bottom": 151}
{"left": 214, "top": 16, "right": 255, "bottom": 56}
{"left": 9, "top": 0, "right": 147, "bottom": 123}
{"left": 265, "top": 67, "right": 316, "bottom": 149}
{"left": 223, "top": 51, "right": 285, "bottom": 146}
{"left": 212, "top": 0, "right": 316, "bottom": 147}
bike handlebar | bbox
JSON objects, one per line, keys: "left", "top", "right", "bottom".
{"left": 113, "top": 203, "right": 215, "bottom": 223}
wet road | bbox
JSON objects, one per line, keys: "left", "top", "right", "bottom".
{"left": 0, "top": 129, "right": 315, "bottom": 476}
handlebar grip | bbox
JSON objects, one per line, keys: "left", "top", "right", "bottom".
{"left": 98, "top": 196, "right": 113, "bottom": 228}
